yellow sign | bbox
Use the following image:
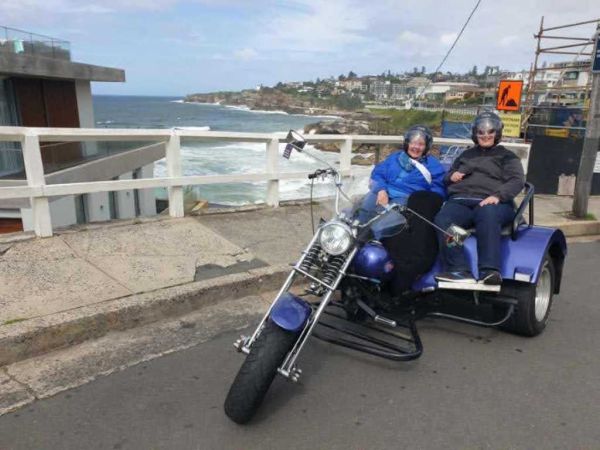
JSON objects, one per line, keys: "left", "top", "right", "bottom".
{"left": 500, "top": 112, "right": 522, "bottom": 138}
{"left": 497, "top": 80, "right": 523, "bottom": 112}
{"left": 545, "top": 128, "right": 569, "bottom": 138}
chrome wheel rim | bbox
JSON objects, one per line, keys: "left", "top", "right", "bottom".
{"left": 535, "top": 263, "right": 552, "bottom": 322}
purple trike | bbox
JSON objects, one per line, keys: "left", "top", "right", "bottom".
{"left": 224, "top": 131, "right": 567, "bottom": 424}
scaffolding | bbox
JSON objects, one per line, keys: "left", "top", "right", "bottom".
{"left": 522, "top": 17, "right": 600, "bottom": 135}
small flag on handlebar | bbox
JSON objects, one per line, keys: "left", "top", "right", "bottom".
{"left": 283, "top": 143, "right": 293, "bottom": 159}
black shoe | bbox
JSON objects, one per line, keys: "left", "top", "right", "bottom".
{"left": 479, "top": 270, "right": 502, "bottom": 285}
{"left": 435, "top": 271, "right": 476, "bottom": 283}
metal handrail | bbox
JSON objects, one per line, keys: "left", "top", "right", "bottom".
{"left": 1, "top": 25, "right": 70, "bottom": 45}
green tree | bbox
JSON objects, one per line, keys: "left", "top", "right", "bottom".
{"left": 348, "top": 70, "right": 357, "bottom": 79}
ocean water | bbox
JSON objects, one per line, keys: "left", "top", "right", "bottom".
{"left": 93, "top": 95, "right": 364, "bottom": 205}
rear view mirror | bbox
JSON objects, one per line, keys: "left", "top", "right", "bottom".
{"left": 283, "top": 130, "right": 307, "bottom": 159}
{"left": 285, "top": 130, "right": 307, "bottom": 150}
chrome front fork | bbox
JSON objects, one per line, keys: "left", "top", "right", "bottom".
{"left": 233, "top": 230, "right": 357, "bottom": 383}
{"left": 236, "top": 231, "right": 322, "bottom": 353}
{"left": 278, "top": 247, "right": 357, "bottom": 381}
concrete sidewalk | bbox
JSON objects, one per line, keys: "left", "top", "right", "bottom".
{"left": 0, "top": 196, "right": 599, "bottom": 367}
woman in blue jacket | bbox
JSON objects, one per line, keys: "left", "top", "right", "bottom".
{"left": 358, "top": 125, "right": 446, "bottom": 236}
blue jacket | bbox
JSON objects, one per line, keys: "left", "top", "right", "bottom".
{"left": 369, "top": 151, "right": 446, "bottom": 200}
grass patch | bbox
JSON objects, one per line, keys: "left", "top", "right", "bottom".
{"left": 368, "top": 108, "right": 476, "bottom": 135}
{"left": 3, "top": 318, "right": 27, "bottom": 326}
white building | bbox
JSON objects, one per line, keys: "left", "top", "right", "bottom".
{"left": 369, "top": 80, "right": 390, "bottom": 99}
{"left": 0, "top": 26, "right": 159, "bottom": 233}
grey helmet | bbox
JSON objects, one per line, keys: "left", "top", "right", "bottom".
{"left": 404, "top": 125, "right": 433, "bottom": 155}
{"left": 471, "top": 111, "right": 503, "bottom": 145}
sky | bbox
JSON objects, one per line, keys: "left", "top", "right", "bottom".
{"left": 1, "top": 0, "right": 598, "bottom": 96}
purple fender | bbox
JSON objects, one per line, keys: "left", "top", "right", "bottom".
{"left": 413, "top": 225, "right": 567, "bottom": 292}
{"left": 269, "top": 293, "right": 311, "bottom": 332}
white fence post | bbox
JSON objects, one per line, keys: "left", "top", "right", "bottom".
{"left": 340, "top": 138, "right": 352, "bottom": 175}
{"left": 22, "top": 133, "right": 52, "bottom": 237}
{"left": 166, "top": 132, "right": 184, "bottom": 218}
{"left": 266, "top": 137, "right": 279, "bottom": 207}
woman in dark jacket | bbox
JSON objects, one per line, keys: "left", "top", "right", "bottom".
{"left": 434, "top": 111, "right": 525, "bottom": 285}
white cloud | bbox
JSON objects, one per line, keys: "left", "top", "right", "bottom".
{"left": 500, "top": 35, "right": 519, "bottom": 47}
{"left": 254, "top": 0, "right": 371, "bottom": 53}
{"left": 233, "top": 48, "right": 258, "bottom": 61}
{"left": 398, "top": 31, "right": 428, "bottom": 44}
{"left": 440, "top": 33, "right": 458, "bottom": 46}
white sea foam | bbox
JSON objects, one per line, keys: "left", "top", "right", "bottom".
{"left": 250, "top": 109, "right": 289, "bottom": 115}
{"left": 224, "top": 105, "right": 251, "bottom": 111}
{"left": 173, "top": 126, "right": 211, "bottom": 131}
{"left": 171, "top": 99, "right": 185, "bottom": 103}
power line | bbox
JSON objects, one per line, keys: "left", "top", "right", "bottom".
{"left": 415, "top": 0, "right": 483, "bottom": 99}
{"left": 433, "top": 0, "right": 484, "bottom": 75}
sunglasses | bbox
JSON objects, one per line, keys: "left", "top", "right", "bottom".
{"left": 476, "top": 129, "right": 496, "bottom": 137}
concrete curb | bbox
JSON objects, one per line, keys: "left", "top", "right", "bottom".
{"left": 0, "top": 265, "right": 289, "bottom": 367}
{"left": 544, "top": 220, "right": 600, "bottom": 237}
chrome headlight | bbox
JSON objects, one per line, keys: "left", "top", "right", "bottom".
{"left": 319, "top": 221, "right": 354, "bottom": 255}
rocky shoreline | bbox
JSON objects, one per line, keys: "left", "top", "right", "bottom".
{"left": 184, "top": 91, "right": 399, "bottom": 165}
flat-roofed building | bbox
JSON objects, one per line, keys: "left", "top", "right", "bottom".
{"left": 0, "top": 26, "right": 159, "bottom": 233}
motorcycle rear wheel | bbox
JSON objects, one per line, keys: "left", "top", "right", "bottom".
{"left": 497, "top": 253, "right": 555, "bottom": 337}
{"left": 224, "top": 321, "right": 298, "bottom": 424}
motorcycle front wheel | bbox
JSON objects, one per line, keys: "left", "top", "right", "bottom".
{"left": 224, "top": 320, "right": 299, "bottom": 424}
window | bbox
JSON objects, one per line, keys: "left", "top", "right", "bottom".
{"left": 564, "top": 71, "right": 579, "bottom": 80}
{"left": 0, "top": 79, "right": 24, "bottom": 177}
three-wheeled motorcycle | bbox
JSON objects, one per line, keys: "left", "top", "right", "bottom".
{"left": 224, "top": 131, "right": 567, "bottom": 424}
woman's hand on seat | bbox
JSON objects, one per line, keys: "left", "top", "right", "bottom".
{"left": 376, "top": 190, "right": 389, "bottom": 206}
{"left": 479, "top": 195, "right": 500, "bottom": 206}
{"left": 450, "top": 171, "right": 465, "bottom": 183}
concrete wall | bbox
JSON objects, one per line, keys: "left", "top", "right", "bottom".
{"left": 21, "top": 195, "right": 77, "bottom": 231}
{"left": 137, "top": 164, "right": 157, "bottom": 217}
{"left": 75, "top": 80, "right": 99, "bottom": 158}
{"left": 85, "top": 192, "right": 111, "bottom": 222}
{"left": 0, "top": 53, "right": 125, "bottom": 82}
{"left": 116, "top": 172, "right": 136, "bottom": 219}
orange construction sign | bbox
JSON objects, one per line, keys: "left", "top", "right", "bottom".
{"left": 496, "top": 80, "right": 523, "bottom": 112}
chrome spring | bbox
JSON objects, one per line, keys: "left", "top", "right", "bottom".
{"left": 321, "top": 254, "right": 346, "bottom": 286}
{"left": 300, "top": 243, "right": 322, "bottom": 272}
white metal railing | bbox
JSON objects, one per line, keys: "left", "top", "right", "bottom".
{"left": 0, "top": 126, "right": 531, "bottom": 237}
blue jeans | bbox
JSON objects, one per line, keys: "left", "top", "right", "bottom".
{"left": 434, "top": 198, "right": 514, "bottom": 272}
{"left": 357, "top": 191, "right": 407, "bottom": 240}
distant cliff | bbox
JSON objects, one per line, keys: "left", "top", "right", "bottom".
{"left": 184, "top": 89, "right": 332, "bottom": 115}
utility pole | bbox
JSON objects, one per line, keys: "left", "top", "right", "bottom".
{"left": 572, "top": 24, "right": 600, "bottom": 218}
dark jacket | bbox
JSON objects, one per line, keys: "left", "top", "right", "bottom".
{"left": 445, "top": 144, "right": 525, "bottom": 202}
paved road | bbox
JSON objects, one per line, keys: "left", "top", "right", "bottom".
{"left": 1, "top": 242, "right": 599, "bottom": 450}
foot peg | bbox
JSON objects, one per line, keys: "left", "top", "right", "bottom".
{"left": 233, "top": 335, "right": 250, "bottom": 354}
{"left": 356, "top": 299, "right": 397, "bottom": 328}
{"left": 374, "top": 315, "right": 397, "bottom": 327}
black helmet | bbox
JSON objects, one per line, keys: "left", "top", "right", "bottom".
{"left": 403, "top": 125, "right": 433, "bottom": 155}
{"left": 471, "top": 111, "right": 503, "bottom": 145}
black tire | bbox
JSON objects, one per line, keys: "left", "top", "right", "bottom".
{"left": 224, "top": 321, "right": 298, "bottom": 424}
{"left": 498, "top": 253, "right": 555, "bottom": 337}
